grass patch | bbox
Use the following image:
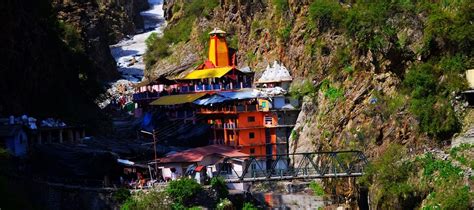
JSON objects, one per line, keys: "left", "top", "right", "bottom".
{"left": 309, "top": 181, "right": 325, "bottom": 196}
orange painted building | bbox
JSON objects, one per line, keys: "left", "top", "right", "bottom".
{"left": 197, "top": 99, "right": 279, "bottom": 156}
{"left": 145, "top": 28, "right": 298, "bottom": 161}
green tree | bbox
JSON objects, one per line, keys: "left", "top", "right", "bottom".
{"left": 165, "top": 178, "right": 203, "bottom": 204}
{"left": 210, "top": 177, "right": 229, "bottom": 199}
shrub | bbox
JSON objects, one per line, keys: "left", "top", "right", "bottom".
{"left": 113, "top": 188, "right": 131, "bottom": 203}
{"left": 216, "top": 198, "right": 232, "bottom": 210}
{"left": 272, "top": 0, "right": 289, "bottom": 16}
{"left": 120, "top": 191, "right": 171, "bottom": 210}
{"left": 211, "top": 177, "right": 229, "bottom": 199}
{"left": 417, "top": 153, "right": 471, "bottom": 209}
{"left": 308, "top": 0, "right": 344, "bottom": 32}
{"left": 144, "top": 0, "right": 220, "bottom": 67}
{"left": 320, "top": 80, "right": 344, "bottom": 102}
{"left": 343, "top": 2, "right": 395, "bottom": 53}
{"left": 309, "top": 181, "right": 325, "bottom": 196}
{"left": 57, "top": 20, "right": 84, "bottom": 53}
{"left": 165, "top": 178, "right": 203, "bottom": 204}
{"left": 359, "top": 144, "right": 416, "bottom": 209}
{"left": 289, "top": 79, "right": 317, "bottom": 99}
{"left": 242, "top": 202, "right": 258, "bottom": 210}
{"left": 278, "top": 24, "right": 292, "bottom": 41}
{"left": 403, "top": 63, "right": 438, "bottom": 99}
{"left": 402, "top": 62, "right": 462, "bottom": 139}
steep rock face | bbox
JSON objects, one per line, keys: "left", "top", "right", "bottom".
{"left": 157, "top": 0, "right": 428, "bottom": 153}
{"left": 154, "top": 1, "right": 472, "bottom": 206}
{"left": 53, "top": 0, "right": 149, "bottom": 81}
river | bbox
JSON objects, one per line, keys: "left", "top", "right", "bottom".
{"left": 109, "top": 0, "right": 166, "bottom": 83}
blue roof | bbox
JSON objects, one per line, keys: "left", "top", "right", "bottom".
{"left": 218, "top": 90, "right": 260, "bottom": 100}
{"left": 193, "top": 90, "right": 262, "bottom": 106}
{"left": 193, "top": 95, "right": 230, "bottom": 105}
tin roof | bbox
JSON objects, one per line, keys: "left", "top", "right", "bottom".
{"left": 158, "top": 145, "right": 247, "bottom": 164}
{"left": 181, "top": 67, "right": 234, "bottom": 80}
{"left": 149, "top": 93, "right": 207, "bottom": 106}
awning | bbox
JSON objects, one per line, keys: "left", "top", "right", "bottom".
{"left": 193, "top": 90, "right": 263, "bottom": 106}
{"left": 181, "top": 67, "right": 234, "bottom": 80}
{"left": 150, "top": 93, "right": 207, "bottom": 106}
{"left": 193, "top": 94, "right": 230, "bottom": 105}
{"left": 218, "top": 90, "right": 261, "bottom": 100}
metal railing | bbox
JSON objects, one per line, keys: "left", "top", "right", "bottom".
{"left": 215, "top": 151, "right": 368, "bottom": 183}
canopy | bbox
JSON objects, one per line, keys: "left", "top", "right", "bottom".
{"left": 181, "top": 67, "right": 234, "bottom": 80}
{"left": 218, "top": 90, "right": 261, "bottom": 100}
{"left": 193, "top": 94, "right": 230, "bottom": 105}
{"left": 150, "top": 93, "right": 207, "bottom": 106}
{"left": 193, "top": 90, "right": 263, "bottom": 106}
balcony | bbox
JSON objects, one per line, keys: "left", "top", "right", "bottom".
{"left": 198, "top": 104, "right": 261, "bottom": 114}
{"left": 179, "top": 82, "right": 252, "bottom": 93}
{"left": 212, "top": 123, "right": 237, "bottom": 129}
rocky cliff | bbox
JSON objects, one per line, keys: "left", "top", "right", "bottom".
{"left": 0, "top": 0, "right": 148, "bottom": 129}
{"left": 146, "top": 0, "right": 473, "bottom": 208}
{"left": 52, "top": 0, "right": 149, "bottom": 81}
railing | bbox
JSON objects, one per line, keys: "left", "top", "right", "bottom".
{"left": 197, "top": 104, "right": 262, "bottom": 114}
{"left": 179, "top": 82, "right": 252, "bottom": 93}
{"left": 215, "top": 151, "right": 368, "bottom": 183}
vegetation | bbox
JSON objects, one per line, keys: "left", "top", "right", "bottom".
{"left": 289, "top": 79, "right": 317, "bottom": 99}
{"left": 120, "top": 178, "right": 203, "bottom": 209}
{"left": 360, "top": 144, "right": 473, "bottom": 209}
{"left": 210, "top": 177, "right": 229, "bottom": 199}
{"left": 309, "top": 181, "right": 325, "bottom": 196}
{"left": 216, "top": 198, "right": 232, "bottom": 210}
{"left": 120, "top": 191, "right": 172, "bottom": 210}
{"left": 308, "top": 0, "right": 344, "bottom": 32}
{"left": 320, "top": 80, "right": 344, "bottom": 102}
{"left": 299, "top": 1, "right": 472, "bottom": 141}
{"left": 144, "top": 0, "right": 219, "bottom": 68}
{"left": 113, "top": 188, "right": 131, "bottom": 203}
{"left": 166, "top": 178, "right": 203, "bottom": 205}
{"left": 242, "top": 202, "right": 258, "bottom": 210}
{"left": 402, "top": 58, "right": 467, "bottom": 139}
{"left": 57, "top": 20, "right": 84, "bottom": 53}
{"left": 272, "top": 0, "right": 289, "bottom": 17}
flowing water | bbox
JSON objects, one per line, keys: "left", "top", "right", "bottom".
{"left": 109, "top": 0, "right": 166, "bottom": 83}
{"left": 98, "top": 0, "right": 165, "bottom": 108}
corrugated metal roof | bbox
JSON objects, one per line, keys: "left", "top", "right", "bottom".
{"left": 149, "top": 93, "right": 207, "bottom": 106}
{"left": 158, "top": 145, "right": 248, "bottom": 164}
{"left": 181, "top": 67, "right": 234, "bottom": 80}
{"left": 193, "top": 90, "right": 263, "bottom": 106}
{"left": 218, "top": 90, "right": 261, "bottom": 100}
{"left": 193, "top": 95, "right": 230, "bottom": 105}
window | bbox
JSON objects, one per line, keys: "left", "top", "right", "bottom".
{"left": 249, "top": 132, "right": 255, "bottom": 139}
{"left": 220, "top": 163, "right": 232, "bottom": 174}
{"left": 261, "top": 101, "right": 266, "bottom": 108}
{"left": 247, "top": 116, "right": 255, "bottom": 122}
{"left": 250, "top": 148, "right": 255, "bottom": 154}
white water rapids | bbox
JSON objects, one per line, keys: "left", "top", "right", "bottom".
{"left": 110, "top": 0, "right": 166, "bottom": 83}
{"left": 98, "top": 0, "right": 165, "bottom": 108}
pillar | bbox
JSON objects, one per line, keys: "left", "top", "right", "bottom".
{"left": 47, "top": 132, "right": 52, "bottom": 143}
{"left": 75, "top": 131, "right": 80, "bottom": 143}
{"left": 37, "top": 133, "right": 42, "bottom": 144}
{"left": 59, "top": 129, "right": 63, "bottom": 143}
{"left": 67, "top": 130, "right": 74, "bottom": 142}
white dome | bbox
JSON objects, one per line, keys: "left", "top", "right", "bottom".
{"left": 257, "top": 61, "right": 293, "bottom": 83}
